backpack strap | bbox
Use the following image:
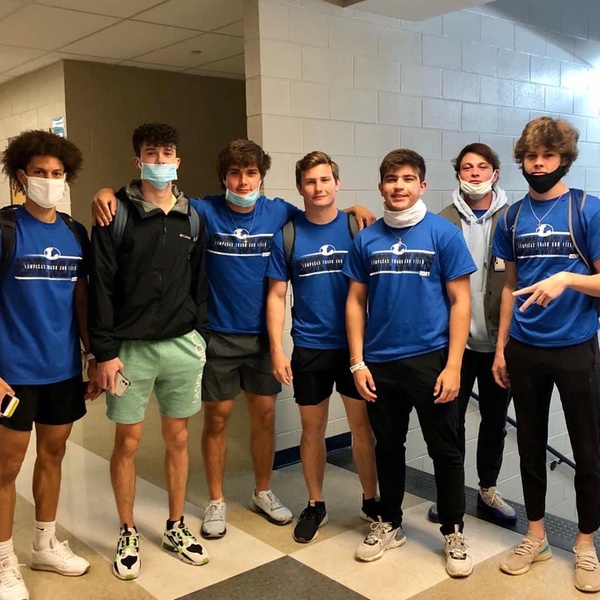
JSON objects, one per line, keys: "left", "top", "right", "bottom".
{"left": 347, "top": 213, "right": 359, "bottom": 239}
{"left": 568, "top": 189, "right": 594, "bottom": 273}
{"left": 189, "top": 206, "right": 200, "bottom": 241}
{"left": 282, "top": 220, "right": 296, "bottom": 278}
{"left": 111, "top": 197, "right": 129, "bottom": 248}
{"left": 504, "top": 200, "right": 523, "bottom": 262}
{"left": 56, "top": 211, "right": 83, "bottom": 251}
{"left": 0, "top": 206, "right": 18, "bottom": 279}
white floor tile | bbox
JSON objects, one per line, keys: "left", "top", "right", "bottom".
{"left": 16, "top": 434, "right": 284, "bottom": 600}
{"left": 291, "top": 501, "right": 524, "bottom": 600}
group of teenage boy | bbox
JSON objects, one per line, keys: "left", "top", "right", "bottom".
{"left": 0, "top": 114, "right": 599, "bottom": 599}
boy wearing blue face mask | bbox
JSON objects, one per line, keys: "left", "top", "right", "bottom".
{"left": 89, "top": 122, "right": 210, "bottom": 580}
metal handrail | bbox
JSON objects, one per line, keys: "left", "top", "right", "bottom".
{"left": 469, "top": 391, "right": 575, "bottom": 471}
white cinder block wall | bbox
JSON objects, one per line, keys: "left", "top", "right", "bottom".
{"left": 246, "top": 0, "right": 600, "bottom": 518}
{"left": 0, "top": 61, "right": 71, "bottom": 213}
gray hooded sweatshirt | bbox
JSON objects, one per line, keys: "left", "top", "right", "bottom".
{"left": 451, "top": 186, "right": 508, "bottom": 352}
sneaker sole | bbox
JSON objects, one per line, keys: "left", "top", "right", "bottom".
{"left": 477, "top": 500, "right": 518, "bottom": 523}
{"left": 293, "top": 514, "right": 329, "bottom": 543}
{"left": 112, "top": 563, "right": 139, "bottom": 581}
{"left": 355, "top": 534, "right": 407, "bottom": 562}
{"left": 162, "top": 542, "right": 210, "bottom": 566}
{"left": 30, "top": 563, "right": 90, "bottom": 577}
{"left": 250, "top": 502, "right": 293, "bottom": 525}
{"left": 500, "top": 548, "right": 553, "bottom": 575}
{"left": 575, "top": 580, "right": 600, "bottom": 593}
{"left": 200, "top": 526, "right": 227, "bottom": 540}
{"left": 447, "top": 562, "right": 474, "bottom": 578}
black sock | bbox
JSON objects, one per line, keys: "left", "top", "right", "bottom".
{"left": 121, "top": 524, "right": 137, "bottom": 534}
{"left": 167, "top": 517, "right": 184, "bottom": 530}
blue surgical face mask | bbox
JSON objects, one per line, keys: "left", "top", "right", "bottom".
{"left": 140, "top": 162, "right": 178, "bottom": 190}
{"left": 225, "top": 185, "right": 261, "bottom": 208}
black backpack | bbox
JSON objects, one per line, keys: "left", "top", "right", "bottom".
{"left": 110, "top": 197, "right": 201, "bottom": 250}
{"left": 281, "top": 212, "right": 359, "bottom": 276}
{"left": 0, "top": 205, "right": 83, "bottom": 278}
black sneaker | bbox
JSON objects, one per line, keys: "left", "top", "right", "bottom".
{"left": 293, "top": 501, "right": 328, "bottom": 543}
{"left": 360, "top": 496, "right": 382, "bottom": 522}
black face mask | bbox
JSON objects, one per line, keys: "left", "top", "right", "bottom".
{"left": 522, "top": 165, "right": 567, "bottom": 194}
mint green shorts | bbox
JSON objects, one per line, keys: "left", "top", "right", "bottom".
{"left": 106, "top": 331, "right": 206, "bottom": 424}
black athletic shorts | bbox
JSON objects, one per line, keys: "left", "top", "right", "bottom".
{"left": 0, "top": 374, "right": 86, "bottom": 432}
{"left": 291, "top": 347, "right": 362, "bottom": 406}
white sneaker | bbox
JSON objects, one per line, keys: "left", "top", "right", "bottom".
{"left": 0, "top": 554, "right": 29, "bottom": 600}
{"left": 355, "top": 520, "right": 406, "bottom": 562}
{"left": 201, "top": 499, "right": 227, "bottom": 539}
{"left": 444, "top": 526, "right": 473, "bottom": 577}
{"left": 251, "top": 490, "right": 293, "bottom": 525}
{"left": 162, "top": 519, "right": 209, "bottom": 566}
{"left": 112, "top": 527, "right": 141, "bottom": 580}
{"left": 31, "top": 539, "right": 89, "bottom": 577}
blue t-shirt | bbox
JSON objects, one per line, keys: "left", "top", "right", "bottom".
{"left": 0, "top": 206, "right": 86, "bottom": 385}
{"left": 342, "top": 212, "right": 477, "bottom": 362}
{"left": 267, "top": 211, "right": 353, "bottom": 350}
{"left": 190, "top": 195, "right": 301, "bottom": 334}
{"left": 492, "top": 193, "right": 600, "bottom": 347}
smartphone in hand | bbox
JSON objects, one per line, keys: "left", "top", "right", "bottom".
{"left": 0, "top": 394, "right": 19, "bottom": 418}
{"left": 114, "top": 371, "right": 131, "bottom": 397}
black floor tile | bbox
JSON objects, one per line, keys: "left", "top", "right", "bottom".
{"left": 176, "top": 556, "right": 368, "bottom": 600}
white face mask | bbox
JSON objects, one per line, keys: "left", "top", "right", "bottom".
{"left": 459, "top": 173, "right": 496, "bottom": 201}
{"left": 24, "top": 175, "right": 66, "bottom": 209}
{"left": 382, "top": 198, "right": 427, "bottom": 228}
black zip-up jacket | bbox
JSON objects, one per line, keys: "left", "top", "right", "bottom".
{"left": 89, "top": 181, "right": 208, "bottom": 362}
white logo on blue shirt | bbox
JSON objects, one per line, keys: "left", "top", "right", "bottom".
{"left": 15, "top": 247, "right": 81, "bottom": 281}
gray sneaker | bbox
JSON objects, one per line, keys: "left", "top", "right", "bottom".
{"left": 251, "top": 490, "right": 293, "bottom": 525}
{"left": 444, "top": 526, "right": 473, "bottom": 577}
{"left": 478, "top": 487, "right": 517, "bottom": 523}
{"left": 201, "top": 499, "right": 227, "bottom": 539}
{"left": 500, "top": 532, "right": 552, "bottom": 575}
{"left": 574, "top": 542, "right": 600, "bottom": 593}
{"left": 355, "top": 520, "right": 406, "bottom": 562}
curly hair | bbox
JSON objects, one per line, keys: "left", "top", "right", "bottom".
{"left": 295, "top": 151, "right": 339, "bottom": 187}
{"left": 379, "top": 148, "right": 426, "bottom": 182}
{"left": 132, "top": 122, "right": 179, "bottom": 156}
{"left": 452, "top": 143, "right": 500, "bottom": 174}
{"left": 216, "top": 139, "right": 271, "bottom": 188}
{"left": 514, "top": 117, "right": 579, "bottom": 169}
{"left": 2, "top": 130, "right": 83, "bottom": 194}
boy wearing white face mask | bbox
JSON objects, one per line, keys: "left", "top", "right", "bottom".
{"left": 88, "top": 123, "right": 210, "bottom": 580}
{"left": 344, "top": 149, "right": 476, "bottom": 576}
{"left": 0, "top": 130, "right": 100, "bottom": 600}
{"left": 431, "top": 143, "right": 516, "bottom": 524}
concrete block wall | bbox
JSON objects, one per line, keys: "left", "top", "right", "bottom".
{"left": 0, "top": 61, "right": 70, "bottom": 213}
{"left": 246, "top": 0, "right": 600, "bottom": 517}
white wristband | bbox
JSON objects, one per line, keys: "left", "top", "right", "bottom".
{"left": 349, "top": 361, "right": 367, "bottom": 373}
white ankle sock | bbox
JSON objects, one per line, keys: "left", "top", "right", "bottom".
{"left": 34, "top": 520, "right": 57, "bottom": 551}
{"left": 0, "top": 538, "right": 14, "bottom": 560}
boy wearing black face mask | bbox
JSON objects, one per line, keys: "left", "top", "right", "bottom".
{"left": 492, "top": 117, "right": 600, "bottom": 593}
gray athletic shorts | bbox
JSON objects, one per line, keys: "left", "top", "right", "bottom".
{"left": 202, "top": 332, "right": 282, "bottom": 402}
